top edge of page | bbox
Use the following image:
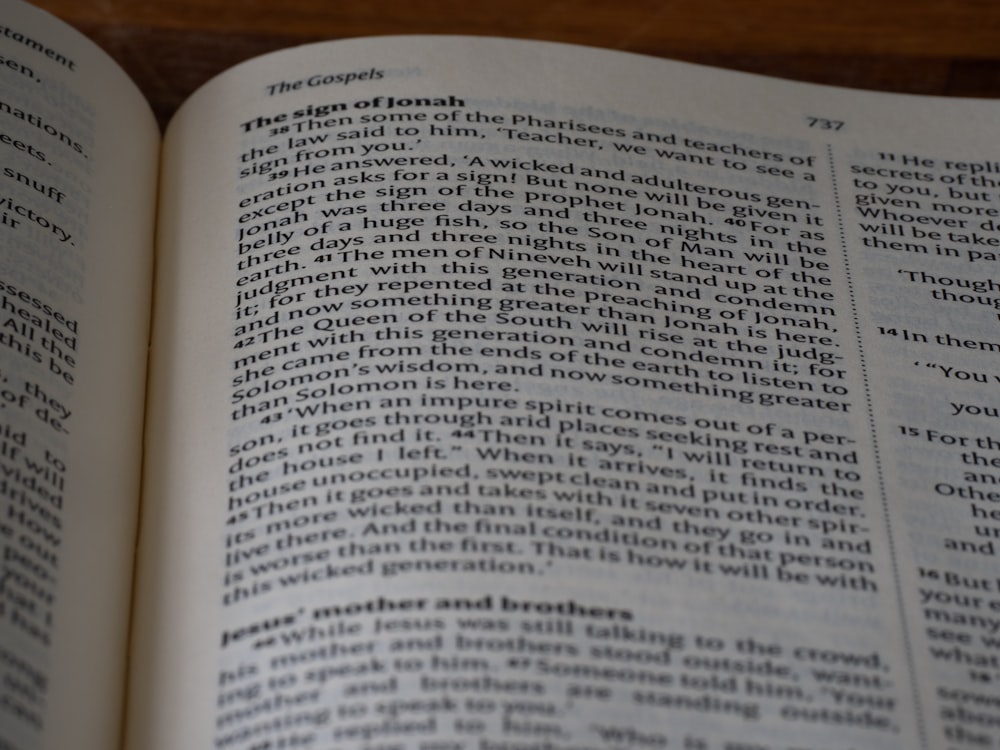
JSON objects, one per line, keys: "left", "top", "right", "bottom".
{"left": 167, "top": 34, "right": 1000, "bottom": 143}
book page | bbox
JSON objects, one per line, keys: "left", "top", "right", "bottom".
{"left": 129, "top": 36, "right": 1000, "bottom": 750}
{"left": 0, "top": 2, "right": 160, "bottom": 749}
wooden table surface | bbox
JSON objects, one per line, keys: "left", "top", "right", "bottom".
{"left": 28, "top": 0, "right": 1000, "bottom": 127}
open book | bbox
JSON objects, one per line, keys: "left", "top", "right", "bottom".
{"left": 3, "top": 1, "right": 1000, "bottom": 748}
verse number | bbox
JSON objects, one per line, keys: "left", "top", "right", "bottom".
{"left": 807, "top": 116, "right": 845, "bottom": 131}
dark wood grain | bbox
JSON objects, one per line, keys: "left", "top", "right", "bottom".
{"left": 28, "top": 0, "right": 1000, "bottom": 127}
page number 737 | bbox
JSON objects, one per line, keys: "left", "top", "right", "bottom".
{"left": 807, "top": 116, "right": 845, "bottom": 131}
